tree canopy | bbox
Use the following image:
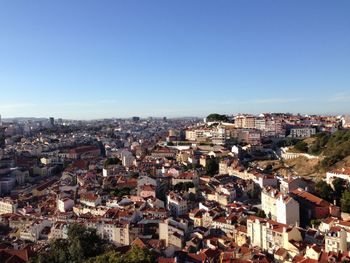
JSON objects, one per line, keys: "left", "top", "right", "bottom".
{"left": 86, "top": 246, "right": 155, "bottom": 263}
{"left": 206, "top": 113, "right": 228, "bottom": 122}
{"left": 255, "top": 209, "right": 266, "bottom": 218}
{"left": 333, "top": 178, "right": 347, "bottom": 203}
{"left": 0, "top": 134, "right": 5, "bottom": 148}
{"left": 174, "top": 182, "right": 195, "bottom": 192}
{"left": 205, "top": 158, "right": 219, "bottom": 176}
{"left": 110, "top": 187, "right": 131, "bottom": 197}
{"left": 341, "top": 190, "right": 350, "bottom": 213}
{"left": 104, "top": 157, "right": 122, "bottom": 168}
{"left": 30, "top": 224, "right": 105, "bottom": 263}
{"left": 307, "top": 130, "right": 350, "bottom": 168}
{"left": 315, "top": 181, "right": 334, "bottom": 202}
{"left": 294, "top": 141, "right": 308, "bottom": 153}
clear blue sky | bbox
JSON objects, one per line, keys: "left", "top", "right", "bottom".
{"left": 0, "top": 1, "right": 349, "bottom": 119}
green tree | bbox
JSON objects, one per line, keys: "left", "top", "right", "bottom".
{"left": 104, "top": 157, "right": 122, "bottom": 168}
{"left": 263, "top": 164, "right": 273, "bottom": 174}
{"left": 124, "top": 246, "right": 154, "bottom": 263}
{"left": 110, "top": 187, "right": 131, "bottom": 197}
{"left": 189, "top": 192, "right": 196, "bottom": 201}
{"left": 30, "top": 224, "right": 105, "bottom": 263}
{"left": 205, "top": 158, "right": 219, "bottom": 176}
{"left": 277, "top": 138, "right": 299, "bottom": 147}
{"left": 68, "top": 224, "right": 104, "bottom": 261}
{"left": 312, "top": 130, "right": 350, "bottom": 168}
{"left": 341, "top": 190, "right": 350, "bottom": 213}
{"left": 315, "top": 181, "right": 334, "bottom": 202}
{"left": 294, "top": 141, "right": 308, "bottom": 152}
{"left": 310, "top": 219, "right": 321, "bottom": 227}
{"left": 0, "top": 134, "right": 5, "bottom": 148}
{"left": 247, "top": 186, "right": 261, "bottom": 200}
{"left": 256, "top": 209, "right": 266, "bottom": 218}
{"left": 52, "top": 239, "right": 70, "bottom": 262}
{"left": 309, "top": 132, "right": 330, "bottom": 155}
{"left": 206, "top": 113, "right": 228, "bottom": 122}
{"left": 174, "top": 182, "right": 195, "bottom": 192}
{"left": 332, "top": 178, "right": 347, "bottom": 202}
{"left": 86, "top": 246, "right": 155, "bottom": 263}
{"left": 85, "top": 251, "right": 121, "bottom": 263}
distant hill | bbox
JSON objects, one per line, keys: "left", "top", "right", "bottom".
{"left": 3, "top": 117, "right": 48, "bottom": 122}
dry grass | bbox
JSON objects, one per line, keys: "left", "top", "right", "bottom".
{"left": 256, "top": 157, "right": 324, "bottom": 181}
{"left": 333, "top": 155, "right": 350, "bottom": 169}
{"left": 256, "top": 154, "right": 350, "bottom": 182}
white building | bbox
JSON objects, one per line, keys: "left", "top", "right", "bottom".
{"left": 254, "top": 117, "right": 266, "bottom": 130}
{"left": 57, "top": 197, "right": 74, "bottom": 212}
{"left": 253, "top": 174, "right": 278, "bottom": 188}
{"left": 276, "top": 195, "right": 300, "bottom": 226}
{"left": 247, "top": 216, "right": 302, "bottom": 255}
{"left": 212, "top": 126, "right": 226, "bottom": 145}
{"left": 80, "top": 193, "right": 102, "bottom": 207}
{"left": 289, "top": 127, "right": 316, "bottom": 138}
{"left": 341, "top": 115, "right": 350, "bottom": 128}
{"left": 48, "top": 222, "right": 68, "bottom": 240}
{"left": 325, "top": 226, "right": 347, "bottom": 253}
{"left": 159, "top": 218, "right": 188, "bottom": 251}
{"left": 0, "top": 198, "right": 18, "bottom": 215}
{"left": 261, "top": 188, "right": 300, "bottom": 226}
{"left": 326, "top": 168, "right": 350, "bottom": 184}
{"left": 167, "top": 191, "right": 188, "bottom": 217}
{"left": 20, "top": 219, "right": 52, "bottom": 243}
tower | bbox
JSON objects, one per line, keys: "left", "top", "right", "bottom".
{"left": 49, "top": 117, "right": 55, "bottom": 127}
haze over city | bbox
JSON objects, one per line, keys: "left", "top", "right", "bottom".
{"left": 1, "top": 0, "right": 350, "bottom": 119}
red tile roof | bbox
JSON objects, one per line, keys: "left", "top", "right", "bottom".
{"left": 291, "top": 188, "right": 330, "bottom": 207}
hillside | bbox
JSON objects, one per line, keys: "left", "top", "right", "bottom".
{"left": 257, "top": 130, "right": 350, "bottom": 181}
{"left": 290, "top": 129, "right": 350, "bottom": 169}
{"left": 257, "top": 157, "right": 324, "bottom": 180}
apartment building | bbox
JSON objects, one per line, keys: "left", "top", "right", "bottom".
{"left": 290, "top": 188, "right": 340, "bottom": 227}
{"left": 167, "top": 191, "right": 188, "bottom": 217}
{"left": 79, "top": 193, "right": 102, "bottom": 207}
{"left": 289, "top": 127, "right": 316, "bottom": 138}
{"left": 325, "top": 226, "right": 347, "bottom": 253}
{"left": 159, "top": 218, "right": 188, "bottom": 251}
{"left": 0, "top": 198, "right": 18, "bottom": 215}
{"left": 247, "top": 216, "right": 302, "bottom": 255}
{"left": 234, "top": 115, "right": 255, "bottom": 129}
{"left": 261, "top": 188, "right": 300, "bottom": 225}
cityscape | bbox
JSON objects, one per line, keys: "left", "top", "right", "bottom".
{"left": 1, "top": 1, "right": 350, "bottom": 263}
{"left": 0, "top": 113, "right": 350, "bottom": 262}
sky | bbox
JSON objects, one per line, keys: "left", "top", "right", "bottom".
{"left": 0, "top": 1, "right": 349, "bottom": 119}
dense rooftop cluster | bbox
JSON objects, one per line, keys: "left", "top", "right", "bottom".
{"left": 0, "top": 114, "right": 349, "bottom": 262}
